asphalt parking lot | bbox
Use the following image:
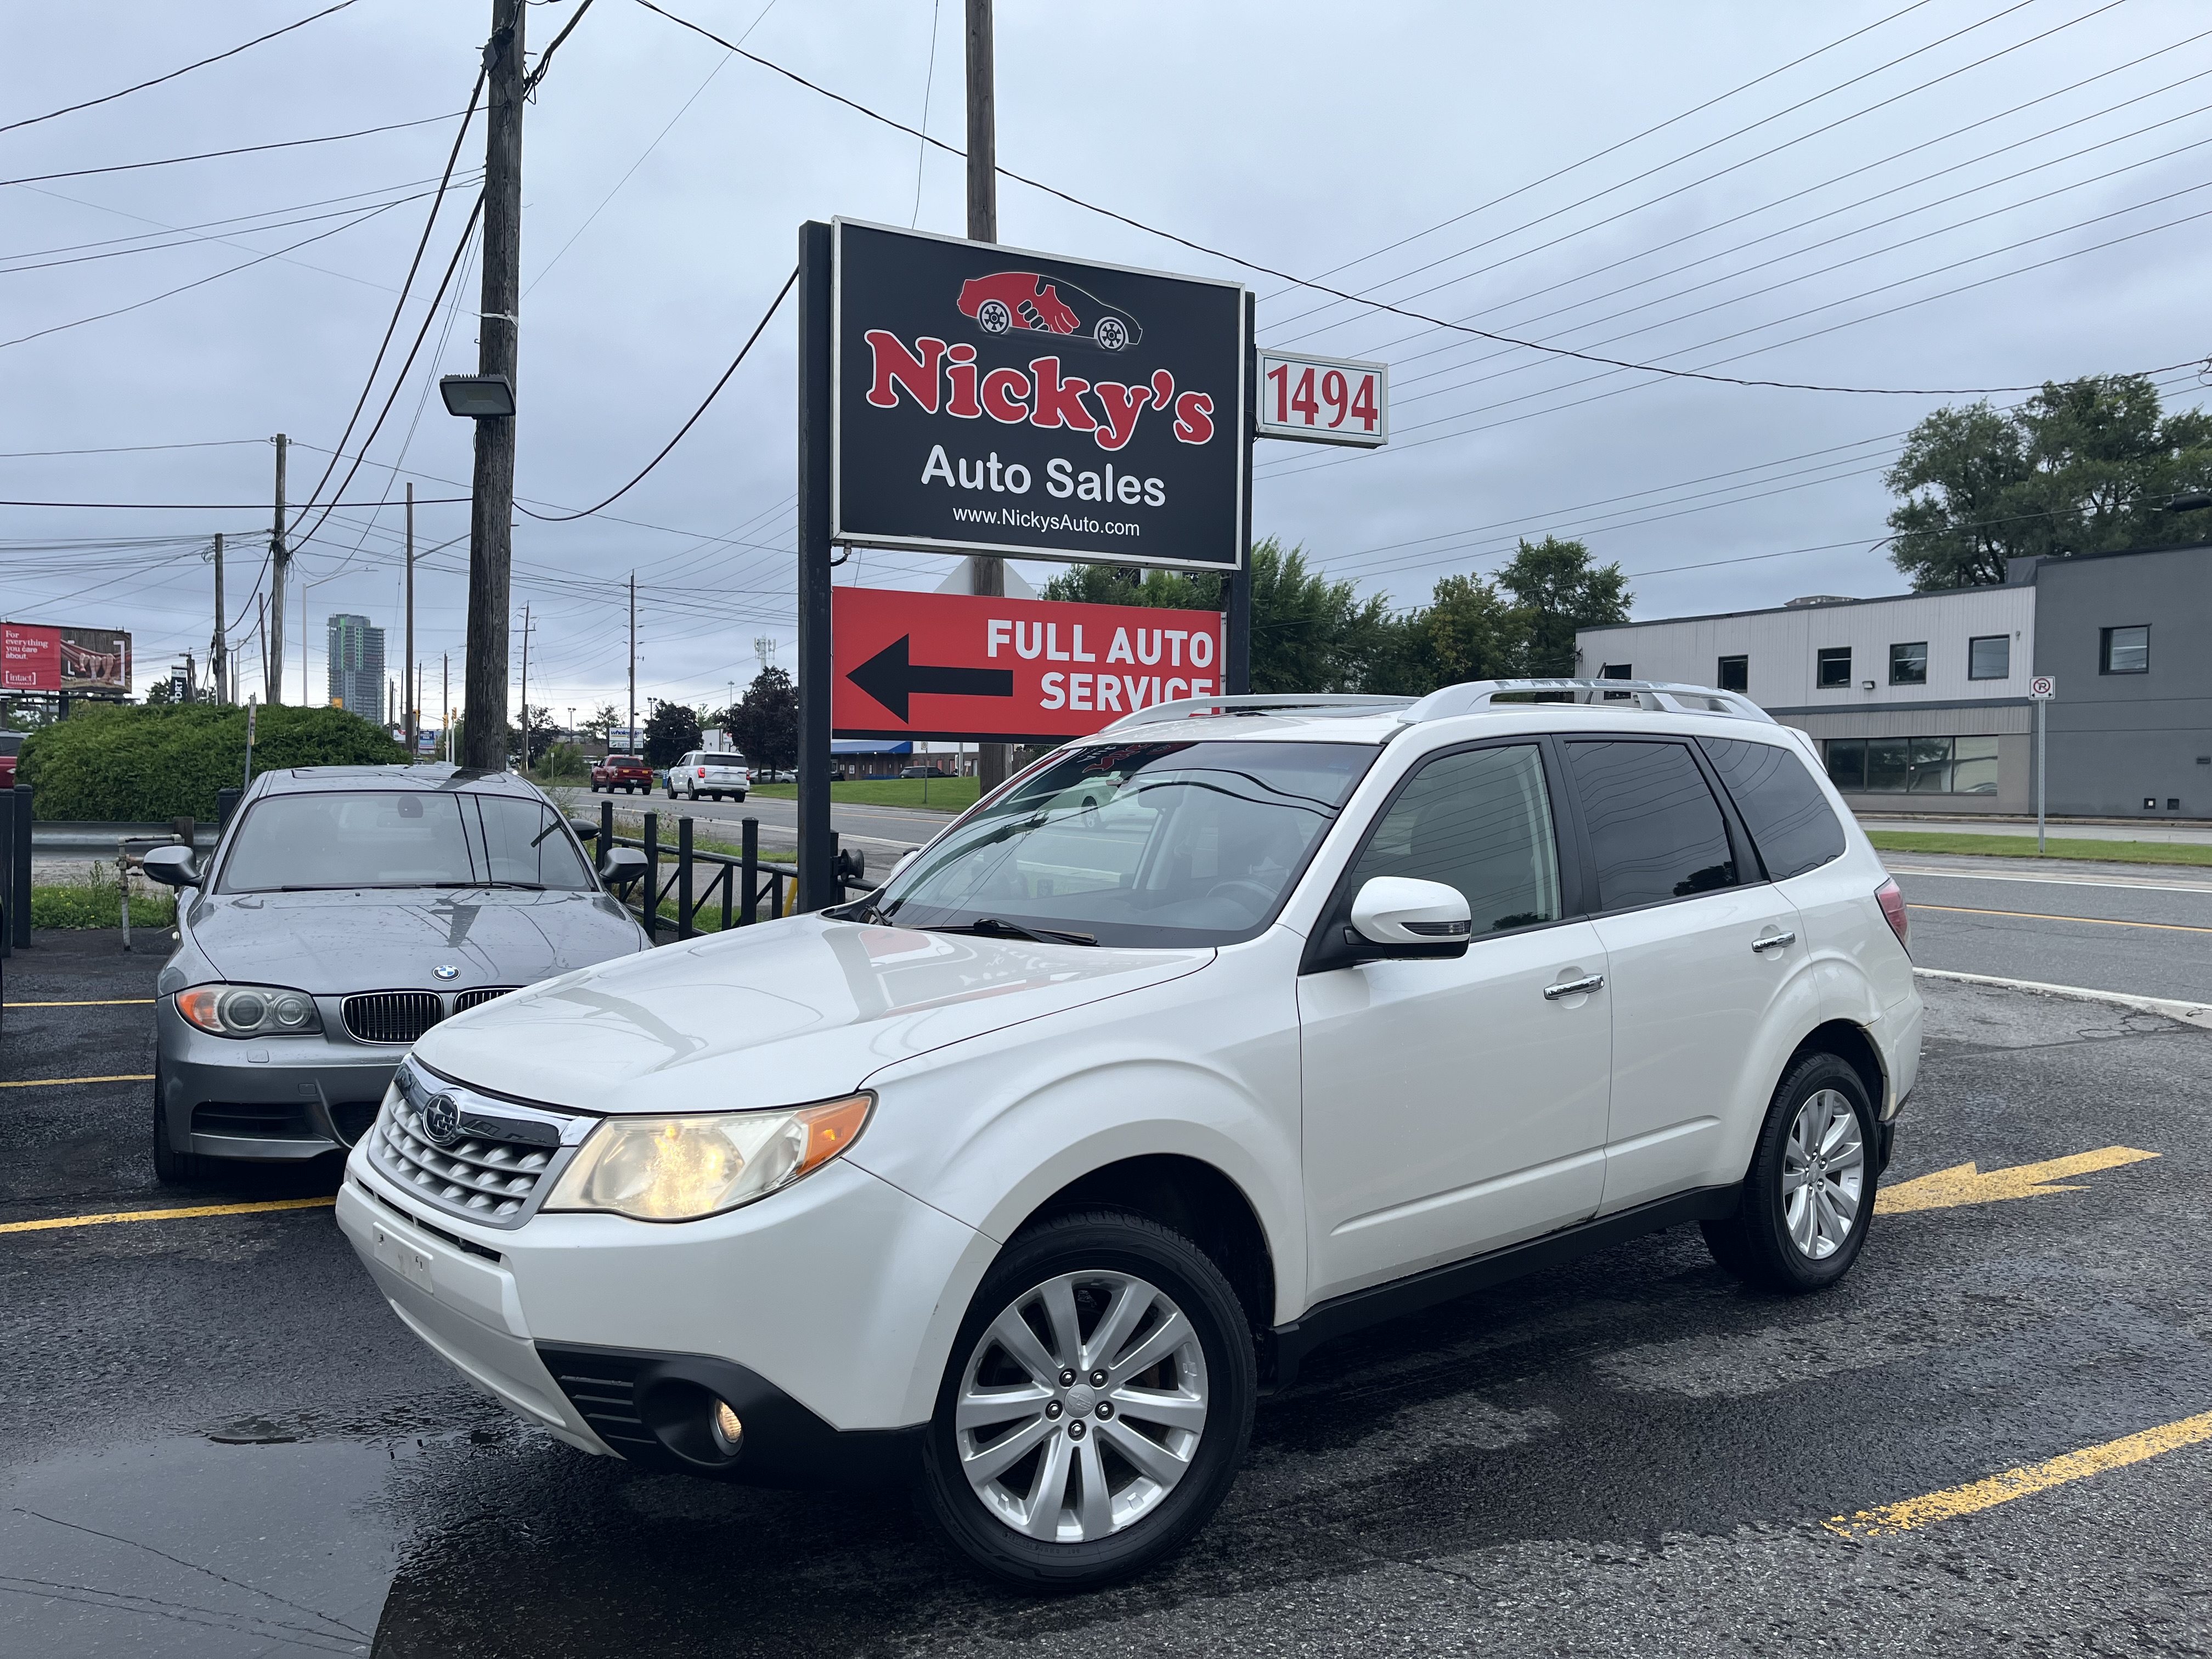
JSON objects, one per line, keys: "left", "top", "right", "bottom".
{"left": 4, "top": 922, "right": 2209, "bottom": 1656}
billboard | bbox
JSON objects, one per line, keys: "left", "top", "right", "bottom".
{"left": 832, "top": 586, "right": 1225, "bottom": 744}
{"left": 2, "top": 622, "right": 132, "bottom": 692}
{"left": 832, "top": 219, "right": 1248, "bottom": 571}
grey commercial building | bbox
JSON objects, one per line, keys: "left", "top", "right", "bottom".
{"left": 1575, "top": 539, "right": 2210, "bottom": 820}
{"left": 326, "top": 613, "right": 385, "bottom": 720}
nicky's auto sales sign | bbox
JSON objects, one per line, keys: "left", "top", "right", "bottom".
{"left": 832, "top": 219, "right": 1248, "bottom": 571}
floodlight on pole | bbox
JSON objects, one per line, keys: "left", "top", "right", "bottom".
{"left": 439, "top": 374, "right": 515, "bottom": 418}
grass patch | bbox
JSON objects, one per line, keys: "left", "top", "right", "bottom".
{"left": 32, "top": 867, "right": 177, "bottom": 929}
{"left": 748, "top": 776, "right": 975, "bottom": 811}
{"left": 1867, "top": 830, "right": 2212, "bottom": 867}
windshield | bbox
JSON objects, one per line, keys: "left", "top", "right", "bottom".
{"left": 217, "top": 791, "right": 595, "bottom": 893}
{"left": 865, "top": 740, "right": 1376, "bottom": 947}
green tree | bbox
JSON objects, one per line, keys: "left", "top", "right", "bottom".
{"left": 1494, "top": 536, "right": 1631, "bottom": 675}
{"left": 580, "top": 703, "right": 619, "bottom": 746}
{"left": 1886, "top": 375, "right": 2212, "bottom": 589}
{"left": 644, "top": 702, "right": 701, "bottom": 768}
{"left": 1419, "top": 572, "right": 1517, "bottom": 691}
{"left": 727, "top": 667, "right": 798, "bottom": 771}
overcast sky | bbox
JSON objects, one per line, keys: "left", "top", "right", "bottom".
{"left": 7, "top": 0, "right": 2208, "bottom": 725}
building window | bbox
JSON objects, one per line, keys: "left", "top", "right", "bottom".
{"left": 1824, "top": 735, "right": 1999, "bottom": 795}
{"left": 1816, "top": 647, "right": 1852, "bottom": 689}
{"left": 1968, "top": 635, "right": 2010, "bottom": 680}
{"left": 1599, "top": 662, "right": 1633, "bottom": 700}
{"left": 1716, "top": 654, "right": 1748, "bottom": 692}
{"left": 1888, "top": 641, "right": 1928, "bottom": 685}
{"left": 2101, "top": 625, "right": 2149, "bottom": 674}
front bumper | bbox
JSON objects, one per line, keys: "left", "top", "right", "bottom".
{"left": 157, "top": 1000, "right": 401, "bottom": 1162}
{"left": 338, "top": 1133, "right": 990, "bottom": 1485}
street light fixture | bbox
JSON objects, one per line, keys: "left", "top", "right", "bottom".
{"left": 439, "top": 374, "right": 515, "bottom": 418}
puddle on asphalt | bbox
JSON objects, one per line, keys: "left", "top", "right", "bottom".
{"left": 1, "top": 1435, "right": 410, "bottom": 1656}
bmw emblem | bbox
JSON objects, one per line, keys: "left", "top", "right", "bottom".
{"left": 421, "top": 1093, "right": 462, "bottom": 1146}
{"left": 433, "top": 963, "right": 460, "bottom": 980}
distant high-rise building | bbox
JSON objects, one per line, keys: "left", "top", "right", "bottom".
{"left": 326, "top": 613, "right": 385, "bottom": 718}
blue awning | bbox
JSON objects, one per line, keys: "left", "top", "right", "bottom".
{"left": 830, "top": 739, "right": 913, "bottom": 755}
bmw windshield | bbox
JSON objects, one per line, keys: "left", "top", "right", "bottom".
{"left": 857, "top": 739, "right": 1376, "bottom": 947}
{"left": 216, "top": 791, "right": 595, "bottom": 894}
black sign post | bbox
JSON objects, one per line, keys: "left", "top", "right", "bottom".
{"left": 795, "top": 218, "right": 1254, "bottom": 910}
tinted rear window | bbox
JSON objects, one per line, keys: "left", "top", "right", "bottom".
{"left": 1701, "top": 736, "right": 1846, "bottom": 881}
{"left": 1566, "top": 740, "right": 1737, "bottom": 910}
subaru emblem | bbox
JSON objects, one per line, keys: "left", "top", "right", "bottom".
{"left": 433, "top": 963, "right": 460, "bottom": 980}
{"left": 421, "top": 1093, "right": 462, "bottom": 1146}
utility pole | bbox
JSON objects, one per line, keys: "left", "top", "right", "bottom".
{"left": 965, "top": 0, "right": 1008, "bottom": 794}
{"left": 442, "top": 652, "right": 450, "bottom": 763}
{"left": 463, "top": 0, "right": 525, "bottom": 770}
{"left": 403, "top": 482, "right": 416, "bottom": 750}
{"left": 266, "top": 433, "right": 288, "bottom": 704}
{"left": 627, "top": 571, "right": 637, "bottom": 755}
{"left": 210, "top": 532, "right": 227, "bottom": 704}
{"left": 517, "top": 601, "right": 533, "bottom": 772}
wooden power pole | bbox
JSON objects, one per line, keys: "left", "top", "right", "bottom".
{"left": 627, "top": 571, "right": 637, "bottom": 756}
{"left": 464, "top": 0, "right": 524, "bottom": 769}
{"left": 210, "top": 532, "right": 227, "bottom": 703}
{"left": 966, "top": 0, "right": 1008, "bottom": 792}
{"left": 403, "top": 482, "right": 416, "bottom": 749}
{"left": 266, "top": 433, "right": 288, "bottom": 704}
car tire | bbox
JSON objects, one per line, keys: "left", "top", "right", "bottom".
{"left": 1702, "top": 1051, "right": 1878, "bottom": 1294}
{"left": 916, "top": 1208, "right": 1255, "bottom": 1591}
{"left": 150, "top": 1070, "right": 208, "bottom": 1186}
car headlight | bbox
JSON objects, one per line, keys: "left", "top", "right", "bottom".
{"left": 176, "top": 984, "right": 323, "bottom": 1037}
{"left": 543, "top": 1093, "right": 873, "bottom": 1222}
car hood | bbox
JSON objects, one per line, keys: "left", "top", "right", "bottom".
{"left": 410, "top": 915, "right": 1211, "bottom": 1114}
{"left": 183, "top": 888, "right": 648, "bottom": 995}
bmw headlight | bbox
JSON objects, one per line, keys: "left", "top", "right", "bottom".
{"left": 176, "top": 984, "right": 323, "bottom": 1037}
{"left": 543, "top": 1094, "right": 873, "bottom": 1222}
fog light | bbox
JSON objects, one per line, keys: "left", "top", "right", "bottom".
{"left": 709, "top": 1399, "right": 743, "bottom": 1456}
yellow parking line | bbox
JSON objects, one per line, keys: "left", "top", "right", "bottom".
{"left": 0, "top": 1196, "right": 336, "bottom": 1235}
{"left": 3, "top": 998, "right": 157, "bottom": 1007}
{"left": 1906, "top": 902, "right": 2212, "bottom": 934}
{"left": 1825, "top": 1409, "right": 2212, "bottom": 1538}
{"left": 0, "top": 1074, "right": 155, "bottom": 1088}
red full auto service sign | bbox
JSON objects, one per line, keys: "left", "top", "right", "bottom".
{"left": 832, "top": 219, "right": 1248, "bottom": 571}
{"left": 832, "top": 587, "right": 1227, "bottom": 743}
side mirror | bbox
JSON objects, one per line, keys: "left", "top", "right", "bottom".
{"left": 142, "top": 845, "right": 204, "bottom": 889}
{"left": 887, "top": 848, "right": 920, "bottom": 883}
{"left": 599, "top": 846, "right": 648, "bottom": 887}
{"left": 568, "top": 820, "right": 600, "bottom": 841}
{"left": 834, "top": 847, "right": 867, "bottom": 884}
{"left": 1348, "top": 876, "right": 1471, "bottom": 959}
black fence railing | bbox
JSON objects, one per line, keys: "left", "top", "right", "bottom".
{"left": 595, "top": 801, "right": 875, "bottom": 943}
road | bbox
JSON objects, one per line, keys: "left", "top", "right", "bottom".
{"left": 5, "top": 929, "right": 2212, "bottom": 1655}
{"left": 1887, "top": 852, "right": 2212, "bottom": 1006}
{"left": 552, "top": 786, "right": 955, "bottom": 868}
{"left": 1860, "top": 814, "right": 2212, "bottom": 846}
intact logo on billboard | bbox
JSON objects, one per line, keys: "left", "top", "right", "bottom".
{"left": 957, "top": 272, "right": 1141, "bottom": 352}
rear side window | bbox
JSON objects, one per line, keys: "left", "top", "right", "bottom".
{"left": 1345, "top": 744, "right": 1560, "bottom": 933}
{"left": 1565, "top": 740, "right": 1737, "bottom": 911}
{"left": 1701, "top": 736, "right": 1846, "bottom": 881}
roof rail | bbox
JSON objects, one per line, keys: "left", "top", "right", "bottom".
{"left": 1099, "top": 692, "right": 1413, "bottom": 734}
{"left": 1400, "top": 678, "right": 1776, "bottom": 725}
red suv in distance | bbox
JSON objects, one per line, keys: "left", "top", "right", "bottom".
{"left": 589, "top": 753, "right": 653, "bottom": 794}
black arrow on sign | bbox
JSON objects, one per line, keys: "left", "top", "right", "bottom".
{"left": 846, "top": 634, "right": 1014, "bottom": 723}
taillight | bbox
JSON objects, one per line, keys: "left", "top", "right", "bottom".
{"left": 697, "top": 767, "right": 706, "bottom": 778}
{"left": 1875, "top": 878, "right": 1909, "bottom": 951}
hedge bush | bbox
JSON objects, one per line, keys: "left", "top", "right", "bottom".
{"left": 19, "top": 703, "right": 407, "bottom": 821}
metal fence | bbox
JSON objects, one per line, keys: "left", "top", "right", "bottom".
{"left": 596, "top": 800, "right": 874, "bottom": 943}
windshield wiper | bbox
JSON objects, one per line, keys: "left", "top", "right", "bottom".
{"left": 935, "top": 916, "right": 1098, "bottom": 947}
{"left": 427, "top": 879, "right": 546, "bottom": 890}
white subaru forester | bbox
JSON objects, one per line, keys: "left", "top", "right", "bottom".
{"left": 338, "top": 679, "right": 1920, "bottom": 1589}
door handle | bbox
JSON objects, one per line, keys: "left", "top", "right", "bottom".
{"left": 1543, "top": 974, "right": 1605, "bottom": 1000}
{"left": 1751, "top": 931, "right": 1797, "bottom": 953}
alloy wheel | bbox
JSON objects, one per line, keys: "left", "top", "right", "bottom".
{"left": 953, "top": 1269, "right": 1208, "bottom": 1543}
{"left": 1781, "top": 1087, "right": 1864, "bottom": 1260}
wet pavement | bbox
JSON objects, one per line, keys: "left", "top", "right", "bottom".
{"left": 4, "top": 932, "right": 2210, "bottom": 1655}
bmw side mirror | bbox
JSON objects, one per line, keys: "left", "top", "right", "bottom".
{"left": 569, "top": 820, "right": 600, "bottom": 840}
{"left": 599, "top": 846, "right": 648, "bottom": 887}
{"left": 1348, "top": 877, "right": 1471, "bottom": 960}
{"left": 142, "top": 845, "right": 204, "bottom": 889}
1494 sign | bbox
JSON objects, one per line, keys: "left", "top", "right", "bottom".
{"left": 832, "top": 219, "right": 1249, "bottom": 571}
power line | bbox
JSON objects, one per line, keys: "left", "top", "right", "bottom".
{"left": 0, "top": 1, "right": 360, "bottom": 137}
{"left": 517, "top": 266, "right": 797, "bottom": 521}
{"left": 0, "top": 439, "right": 267, "bottom": 459}
{"left": 0, "top": 109, "right": 471, "bottom": 189}
{"left": 631, "top": 0, "right": 2133, "bottom": 399}
{"left": 0, "top": 495, "right": 467, "bottom": 509}
{"left": 0, "top": 170, "right": 484, "bottom": 262}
